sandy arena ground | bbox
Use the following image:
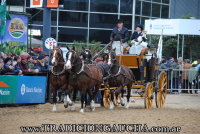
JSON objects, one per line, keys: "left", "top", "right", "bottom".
{"left": 0, "top": 94, "right": 200, "bottom": 134}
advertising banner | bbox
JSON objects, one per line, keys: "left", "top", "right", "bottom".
{"left": 30, "top": 0, "right": 43, "bottom": 8}
{"left": 0, "top": 75, "right": 18, "bottom": 104}
{"left": 145, "top": 19, "right": 200, "bottom": 36}
{"left": 47, "top": 0, "right": 59, "bottom": 8}
{"left": 16, "top": 76, "right": 47, "bottom": 103}
{"left": 4, "top": 14, "right": 28, "bottom": 46}
{"left": 0, "top": 75, "right": 47, "bottom": 104}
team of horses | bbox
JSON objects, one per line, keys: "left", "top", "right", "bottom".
{"left": 50, "top": 46, "right": 134, "bottom": 113}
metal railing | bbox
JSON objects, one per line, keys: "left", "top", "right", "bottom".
{"left": 159, "top": 69, "right": 200, "bottom": 94}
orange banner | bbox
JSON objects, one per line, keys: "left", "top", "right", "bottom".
{"left": 30, "top": 0, "right": 43, "bottom": 8}
{"left": 47, "top": 0, "right": 59, "bottom": 8}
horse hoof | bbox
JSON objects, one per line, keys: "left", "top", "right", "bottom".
{"left": 91, "top": 107, "right": 95, "bottom": 112}
{"left": 64, "top": 104, "right": 69, "bottom": 108}
{"left": 69, "top": 102, "right": 73, "bottom": 106}
{"left": 80, "top": 109, "right": 84, "bottom": 113}
{"left": 109, "top": 106, "right": 114, "bottom": 110}
{"left": 71, "top": 106, "right": 76, "bottom": 111}
{"left": 121, "top": 103, "right": 125, "bottom": 106}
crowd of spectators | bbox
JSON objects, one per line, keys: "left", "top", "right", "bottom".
{"left": 0, "top": 50, "right": 49, "bottom": 75}
{"left": 159, "top": 56, "right": 200, "bottom": 94}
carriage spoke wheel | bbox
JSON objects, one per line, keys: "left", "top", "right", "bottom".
{"left": 156, "top": 71, "right": 168, "bottom": 108}
{"left": 103, "top": 89, "right": 111, "bottom": 107}
{"left": 144, "top": 83, "right": 154, "bottom": 109}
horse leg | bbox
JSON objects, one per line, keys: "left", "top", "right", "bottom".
{"left": 125, "top": 84, "right": 131, "bottom": 109}
{"left": 80, "top": 89, "right": 86, "bottom": 113}
{"left": 64, "top": 90, "right": 70, "bottom": 108}
{"left": 109, "top": 90, "right": 115, "bottom": 110}
{"left": 52, "top": 87, "right": 57, "bottom": 112}
{"left": 71, "top": 89, "right": 77, "bottom": 111}
{"left": 87, "top": 88, "right": 95, "bottom": 112}
{"left": 119, "top": 86, "right": 125, "bottom": 106}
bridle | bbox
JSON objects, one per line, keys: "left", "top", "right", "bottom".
{"left": 51, "top": 48, "right": 66, "bottom": 76}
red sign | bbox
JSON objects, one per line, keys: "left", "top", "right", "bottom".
{"left": 47, "top": 0, "right": 59, "bottom": 8}
{"left": 30, "top": 0, "right": 43, "bottom": 8}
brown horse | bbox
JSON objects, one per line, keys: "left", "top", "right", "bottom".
{"left": 65, "top": 47, "right": 103, "bottom": 113}
{"left": 106, "top": 49, "right": 134, "bottom": 109}
{"left": 50, "top": 46, "right": 72, "bottom": 112}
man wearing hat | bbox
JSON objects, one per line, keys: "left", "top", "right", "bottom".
{"left": 129, "top": 24, "right": 148, "bottom": 55}
{"left": 36, "top": 55, "right": 49, "bottom": 72}
{"left": 109, "top": 19, "right": 129, "bottom": 55}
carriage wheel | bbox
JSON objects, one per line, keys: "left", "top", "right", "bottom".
{"left": 156, "top": 71, "right": 168, "bottom": 108}
{"left": 113, "top": 92, "right": 121, "bottom": 106}
{"left": 144, "top": 83, "right": 154, "bottom": 109}
{"left": 103, "top": 89, "right": 110, "bottom": 107}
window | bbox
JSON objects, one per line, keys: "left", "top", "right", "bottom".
{"left": 162, "top": 0, "right": 169, "bottom": 4}
{"left": 152, "top": 0, "right": 161, "bottom": 3}
{"left": 120, "top": 0, "right": 133, "bottom": 14}
{"left": 63, "top": 0, "right": 88, "bottom": 11}
{"left": 142, "top": 2, "right": 151, "bottom": 16}
{"left": 7, "top": 0, "right": 24, "bottom": 6}
{"left": 90, "top": 0, "right": 119, "bottom": 13}
{"left": 51, "top": 10, "right": 58, "bottom": 26}
{"left": 161, "top": 5, "right": 169, "bottom": 18}
{"left": 27, "top": 8, "right": 43, "bottom": 25}
{"left": 135, "top": 0, "right": 141, "bottom": 15}
{"left": 89, "top": 29, "right": 112, "bottom": 43}
{"left": 152, "top": 3, "right": 161, "bottom": 17}
{"left": 59, "top": 28, "right": 87, "bottom": 42}
{"left": 90, "top": 13, "right": 118, "bottom": 28}
{"left": 59, "top": 11, "right": 88, "bottom": 27}
{"left": 120, "top": 15, "right": 132, "bottom": 29}
{"left": 135, "top": 16, "right": 141, "bottom": 27}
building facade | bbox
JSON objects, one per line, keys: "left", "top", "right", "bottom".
{"left": 7, "top": 0, "right": 170, "bottom": 44}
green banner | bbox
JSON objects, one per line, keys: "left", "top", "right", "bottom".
{"left": 0, "top": 75, "right": 18, "bottom": 104}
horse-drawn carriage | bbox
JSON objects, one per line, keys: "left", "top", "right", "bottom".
{"left": 49, "top": 45, "right": 168, "bottom": 112}
{"left": 101, "top": 53, "right": 168, "bottom": 109}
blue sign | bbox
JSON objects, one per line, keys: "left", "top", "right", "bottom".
{"left": 16, "top": 76, "right": 47, "bottom": 103}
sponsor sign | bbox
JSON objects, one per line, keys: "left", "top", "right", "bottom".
{"left": 45, "top": 37, "right": 57, "bottom": 49}
{"left": 0, "top": 75, "right": 47, "bottom": 104}
{"left": 0, "top": 75, "right": 18, "bottom": 104}
{"left": 30, "top": 0, "right": 43, "bottom": 8}
{"left": 47, "top": 0, "right": 59, "bottom": 8}
{"left": 145, "top": 19, "right": 200, "bottom": 36}
{"left": 16, "top": 76, "right": 47, "bottom": 103}
{"left": 4, "top": 14, "right": 28, "bottom": 46}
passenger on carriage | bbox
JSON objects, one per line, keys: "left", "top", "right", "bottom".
{"left": 109, "top": 19, "right": 129, "bottom": 55}
{"left": 129, "top": 24, "right": 148, "bottom": 55}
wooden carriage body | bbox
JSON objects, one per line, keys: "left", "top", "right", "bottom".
{"left": 103, "top": 54, "right": 168, "bottom": 109}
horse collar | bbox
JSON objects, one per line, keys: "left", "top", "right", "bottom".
{"left": 51, "top": 66, "right": 65, "bottom": 76}
{"left": 76, "top": 61, "right": 85, "bottom": 75}
{"left": 109, "top": 66, "right": 122, "bottom": 77}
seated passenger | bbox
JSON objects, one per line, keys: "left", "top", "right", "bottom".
{"left": 129, "top": 24, "right": 148, "bottom": 55}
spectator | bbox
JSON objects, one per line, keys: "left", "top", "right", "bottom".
{"left": 0, "top": 59, "right": 6, "bottom": 74}
{"left": 19, "top": 55, "right": 30, "bottom": 73}
{"left": 36, "top": 55, "right": 49, "bottom": 72}
{"left": 182, "top": 59, "right": 192, "bottom": 93}
{"left": 27, "top": 56, "right": 39, "bottom": 73}
{"left": 11, "top": 56, "right": 22, "bottom": 75}
{"left": 3, "top": 57, "right": 14, "bottom": 73}
{"left": 160, "top": 59, "right": 168, "bottom": 69}
{"left": 188, "top": 63, "right": 199, "bottom": 94}
{"left": 166, "top": 57, "right": 175, "bottom": 68}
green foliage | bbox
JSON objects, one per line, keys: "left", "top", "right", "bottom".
{"left": 61, "top": 40, "right": 102, "bottom": 53}
{"left": 1, "top": 43, "right": 26, "bottom": 55}
{"left": 181, "top": 14, "right": 195, "bottom": 19}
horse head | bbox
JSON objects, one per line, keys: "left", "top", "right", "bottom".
{"left": 65, "top": 46, "right": 79, "bottom": 70}
{"left": 50, "top": 46, "right": 64, "bottom": 66}
{"left": 108, "top": 48, "right": 119, "bottom": 66}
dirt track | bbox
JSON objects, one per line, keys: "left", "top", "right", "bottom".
{"left": 0, "top": 94, "right": 200, "bottom": 134}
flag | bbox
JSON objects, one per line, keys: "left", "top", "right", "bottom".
{"left": 157, "top": 30, "right": 163, "bottom": 63}
{"left": 47, "top": 0, "right": 59, "bottom": 8}
{"left": 0, "top": 1, "right": 11, "bottom": 38}
{"left": 30, "top": 0, "right": 43, "bottom": 8}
